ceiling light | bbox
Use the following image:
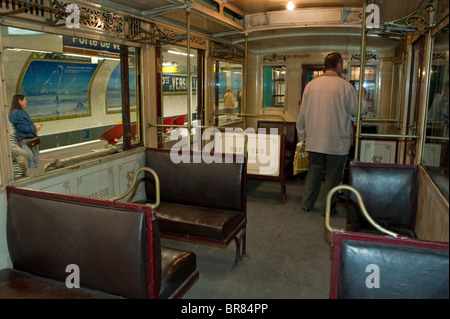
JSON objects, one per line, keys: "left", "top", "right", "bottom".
{"left": 168, "top": 50, "right": 194, "bottom": 57}
{"left": 287, "top": 1, "right": 295, "bottom": 11}
{"left": 7, "top": 48, "right": 51, "bottom": 54}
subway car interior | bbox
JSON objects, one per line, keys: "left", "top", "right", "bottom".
{"left": 0, "top": 0, "right": 448, "bottom": 300}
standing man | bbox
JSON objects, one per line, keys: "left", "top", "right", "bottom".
{"left": 296, "top": 52, "right": 367, "bottom": 215}
{"left": 224, "top": 88, "right": 235, "bottom": 121}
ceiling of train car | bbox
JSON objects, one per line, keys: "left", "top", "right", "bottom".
{"left": 89, "top": 0, "right": 429, "bottom": 53}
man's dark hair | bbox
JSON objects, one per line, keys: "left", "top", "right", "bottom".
{"left": 325, "top": 52, "right": 343, "bottom": 69}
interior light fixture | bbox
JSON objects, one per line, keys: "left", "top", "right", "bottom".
{"left": 168, "top": 49, "right": 194, "bottom": 57}
{"left": 63, "top": 53, "right": 92, "bottom": 59}
{"left": 62, "top": 53, "right": 120, "bottom": 62}
{"left": 6, "top": 48, "right": 51, "bottom": 54}
{"left": 287, "top": 1, "right": 295, "bottom": 11}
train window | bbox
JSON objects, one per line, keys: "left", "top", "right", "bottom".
{"left": 214, "top": 60, "right": 243, "bottom": 125}
{"left": 1, "top": 26, "right": 141, "bottom": 178}
{"left": 160, "top": 46, "right": 198, "bottom": 147}
{"left": 422, "top": 23, "right": 449, "bottom": 199}
{"left": 350, "top": 65, "right": 377, "bottom": 113}
{"left": 263, "top": 66, "right": 286, "bottom": 108}
{"left": 389, "top": 61, "right": 404, "bottom": 133}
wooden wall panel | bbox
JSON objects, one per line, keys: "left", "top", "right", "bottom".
{"left": 416, "top": 167, "right": 449, "bottom": 242}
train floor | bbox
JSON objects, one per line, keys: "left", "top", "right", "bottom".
{"left": 165, "top": 175, "right": 347, "bottom": 299}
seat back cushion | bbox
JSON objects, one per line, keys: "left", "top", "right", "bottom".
{"left": 337, "top": 238, "right": 449, "bottom": 299}
{"left": 145, "top": 148, "right": 245, "bottom": 212}
{"left": 7, "top": 191, "right": 151, "bottom": 299}
{"left": 348, "top": 162, "right": 418, "bottom": 231}
{"left": 257, "top": 121, "right": 297, "bottom": 152}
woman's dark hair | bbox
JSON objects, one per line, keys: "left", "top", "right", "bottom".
{"left": 324, "top": 52, "right": 343, "bottom": 69}
{"left": 10, "top": 94, "right": 26, "bottom": 114}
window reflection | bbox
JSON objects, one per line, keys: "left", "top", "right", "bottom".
{"left": 423, "top": 24, "right": 449, "bottom": 199}
{"left": 214, "top": 61, "right": 243, "bottom": 124}
{"left": 263, "top": 65, "right": 286, "bottom": 108}
{"left": 1, "top": 26, "right": 140, "bottom": 178}
{"left": 351, "top": 65, "right": 376, "bottom": 113}
{"left": 160, "top": 45, "right": 197, "bottom": 147}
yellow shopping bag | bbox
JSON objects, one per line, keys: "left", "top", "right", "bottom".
{"left": 293, "top": 142, "right": 309, "bottom": 176}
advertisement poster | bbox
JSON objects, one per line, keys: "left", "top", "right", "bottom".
{"left": 106, "top": 63, "right": 136, "bottom": 113}
{"left": 19, "top": 56, "right": 98, "bottom": 120}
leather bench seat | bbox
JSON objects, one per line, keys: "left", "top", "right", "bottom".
{"left": 0, "top": 246, "right": 197, "bottom": 300}
{"left": 331, "top": 231, "right": 449, "bottom": 299}
{"left": 142, "top": 148, "right": 247, "bottom": 267}
{"left": 159, "top": 247, "right": 198, "bottom": 299}
{"left": 2, "top": 187, "right": 199, "bottom": 299}
{"left": 137, "top": 201, "right": 244, "bottom": 241}
{"left": 0, "top": 269, "right": 122, "bottom": 299}
{"left": 257, "top": 120, "right": 297, "bottom": 162}
{"left": 347, "top": 162, "right": 418, "bottom": 237}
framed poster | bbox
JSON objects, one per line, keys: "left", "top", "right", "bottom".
{"left": 360, "top": 139, "right": 397, "bottom": 164}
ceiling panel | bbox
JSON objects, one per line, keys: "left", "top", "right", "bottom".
{"left": 87, "top": 0, "right": 429, "bottom": 53}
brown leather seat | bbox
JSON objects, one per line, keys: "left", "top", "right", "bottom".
{"left": 155, "top": 203, "right": 244, "bottom": 241}
{"left": 330, "top": 231, "right": 449, "bottom": 299}
{"left": 0, "top": 269, "right": 122, "bottom": 299}
{"left": 160, "top": 247, "right": 198, "bottom": 299}
{"left": 347, "top": 162, "right": 418, "bottom": 237}
{"left": 2, "top": 187, "right": 199, "bottom": 299}
{"left": 257, "top": 120, "right": 297, "bottom": 162}
{"left": 144, "top": 149, "right": 246, "bottom": 244}
{"left": 142, "top": 148, "right": 247, "bottom": 266}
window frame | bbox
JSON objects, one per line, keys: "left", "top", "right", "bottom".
{"left": 1, "top": 25, "right": 142, "bottom": 179}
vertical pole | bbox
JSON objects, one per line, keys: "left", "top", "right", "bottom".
{"left": 155, "top": 45, "right": 163, "bottom": 148}
{"left": 354, "top": 0, "right": 367, "bottom": 161}
{"left": 0, "top": 31, "right": 14, "bottom": 185}
{"left": 418, "top": 30, "right": 434, "bottom": 165}
{"left": 186, "top": 2, "right": 192, "bottom": 131}
{"left": 244, "top": 33, "right": 248, "bottom": 129}
{"left": 120, "top": 45, "right": 131, "bottom": 150}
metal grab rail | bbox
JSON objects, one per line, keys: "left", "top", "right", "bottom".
{"left": 149, "top": 113, "right": 289, "bottom": 133}
{"left": 324, "top": 184, "right": 400, "bottom": 238}
{"left": 212, "top": 112, "right": 288, "bottom": 134}
{"left": 109, "top": 167, "right": 160, "bottom": 209}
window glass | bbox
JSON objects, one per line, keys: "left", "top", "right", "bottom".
{"left": 160, "top": 45, "right": 197, "bottom": 146}
{"left": 351, "top": 65, "right": 376, "bottom": 113}
{"left": 214, "top": 60, "right": 243, "bottom": 125}
{"left": 2, "top": 26, "right": 140, "bottom": 178}
{"left": 389, "top": 61, "right": 404, "bottom": 134}
{"left": 423, "top": 24, "right": 449, "bottom": 200}
{"left": 263, "top": 65, "right": 286, "bottom": 108}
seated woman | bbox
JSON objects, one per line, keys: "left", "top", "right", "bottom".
{"left": 10, "top": 123, "right": 33, "bottom": 180}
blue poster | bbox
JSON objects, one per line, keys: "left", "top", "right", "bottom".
{"left": 20, "top": 59, "right": 98, "bottom": 119}
{"left": 106, "top": 64, "right": 136, "bottom": 112}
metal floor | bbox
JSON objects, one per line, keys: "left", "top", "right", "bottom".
{"left": 164, "top": 176, "right": 347, "bottom": 299}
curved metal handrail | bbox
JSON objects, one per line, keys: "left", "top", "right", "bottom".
{"left": 109, "top": 167, "right": 160, "bottom": 209}
{"left": 325, "top": 184, "right": 400, "bottom": 238}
